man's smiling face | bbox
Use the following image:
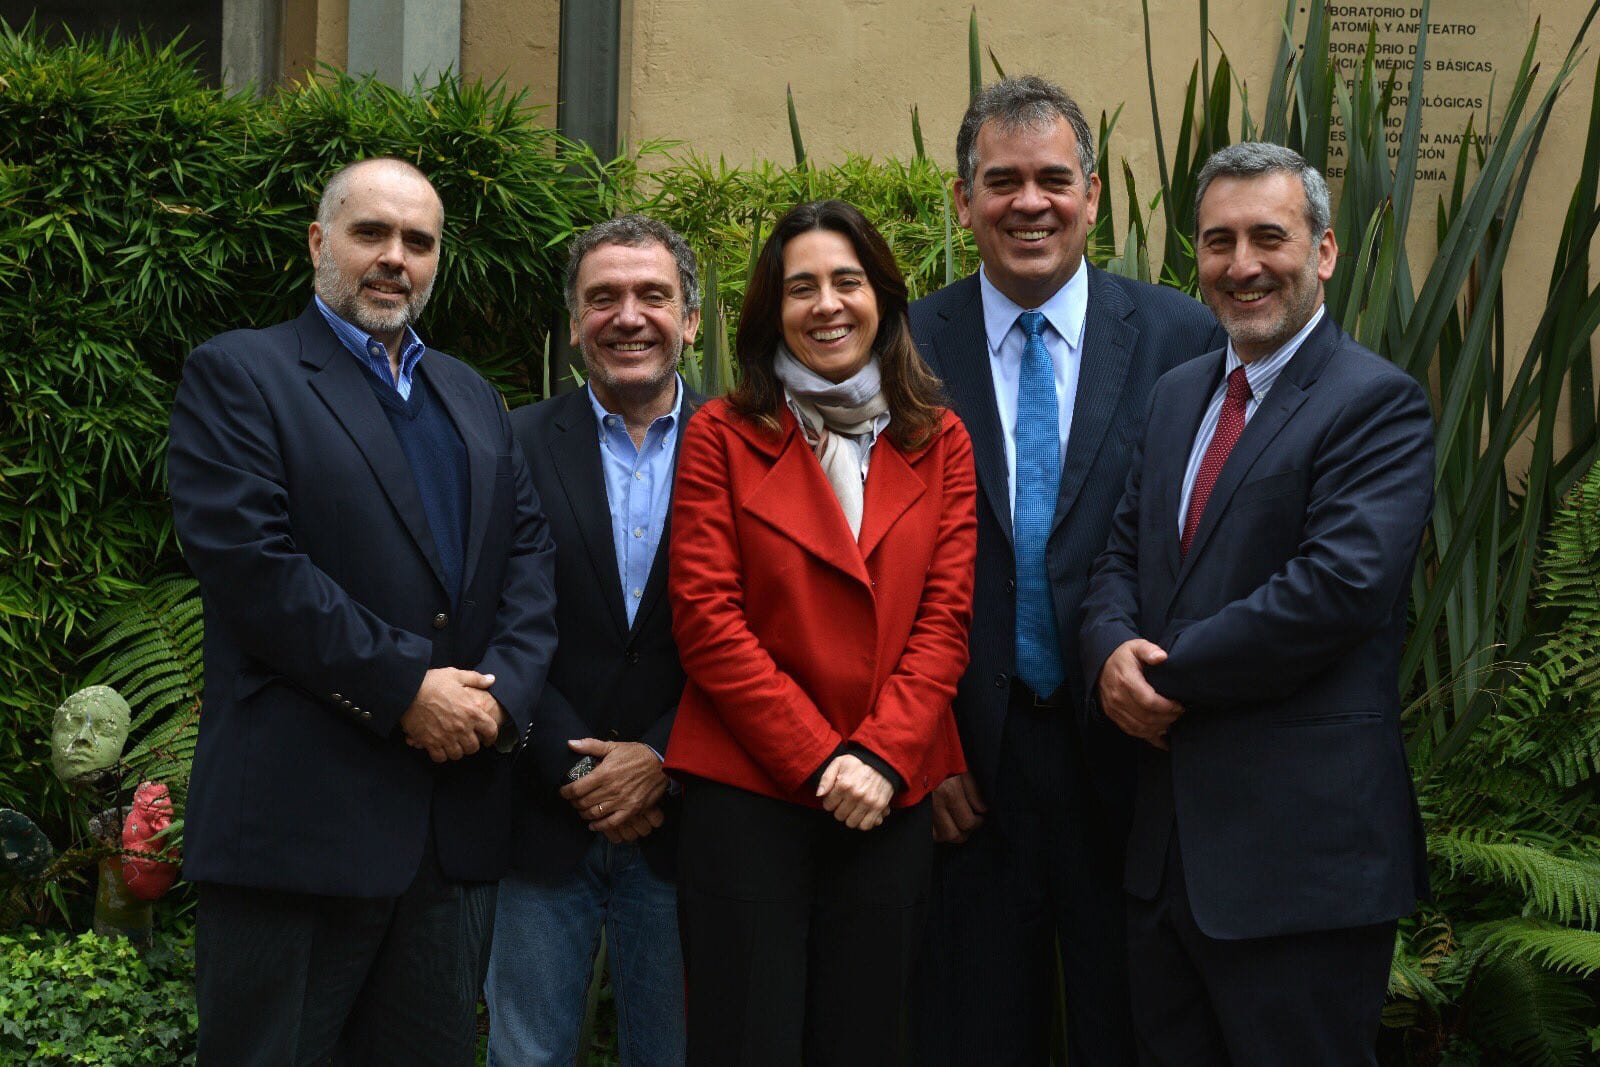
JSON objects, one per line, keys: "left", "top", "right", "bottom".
{"left": 1196, "top": 170, "right": 1337, "bottom": 363}
{"left": 308, "top": 161, "right": 443, "bottom": 350}
{"left": 571, "top": 240, "right": 699, "bottom": 410}
{"left": 955, "top": 115, "right": 1100, "bottom": 309}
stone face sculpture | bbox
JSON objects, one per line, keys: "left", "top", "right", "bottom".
{"left": 50, "top": 685, "right": 131, "bottom": 785}
{"left": 0, "top": 808, "right": 54, "bottom": 879}
{"left": 120, "top": 782, "right": 178, "bottom": 901}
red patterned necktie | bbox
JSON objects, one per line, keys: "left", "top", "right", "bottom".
{"left": 1181, "top": 366, "right": 1252, "bottom": 558}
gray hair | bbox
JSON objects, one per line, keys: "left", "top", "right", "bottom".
{"left": 1194, "top": 142, "right": 1332, "bottom": 237}
{"left": 315, "top": 157, "right": 440, "bottom": 228}
{"left": 956, "top": 75, "right": 1096, "bottom": 187}
{"left": 563, "top": 215, "right": 702, "bottom": 317}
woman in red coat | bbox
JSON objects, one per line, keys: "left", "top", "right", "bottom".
{"left": 666, "top": 199, "right": 977, "bottom": 1065}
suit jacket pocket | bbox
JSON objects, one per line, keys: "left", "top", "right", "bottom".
{"left": 1230, "top": 468, "right": 1303, "bottom": 506}
{"left": 1271, "top": 710, "right": 1383, "bottom": 729}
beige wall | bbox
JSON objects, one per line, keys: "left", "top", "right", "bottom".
{"left": 461, "top": 0, "right": 559, "bottom": 118}
{"left": 279, "top": 0, "right": 1595, "bottom": 413}
{"left": 618, "top": 0, "right": 1596, "bottom": 448}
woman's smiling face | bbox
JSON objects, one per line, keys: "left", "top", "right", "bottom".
{"left": 779, "top": 229, "right": 881, "bottom": 383}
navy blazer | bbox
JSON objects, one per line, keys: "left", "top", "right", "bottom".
{"left": 910, "top": 267, "right": 1221, "bottom": 819}
{"left": 168, "top": 303, "right": 558, "bottom": 897}
{"left": 1080, "top": 313, "right": 1434, "bottom": 939}
{"left": 507, "top": 385, "right": 701, "bottom": 880}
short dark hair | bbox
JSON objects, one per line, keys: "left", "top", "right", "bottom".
{"left": 316, "top": 157, "right": 440, "bottom": 228}
{"left": 727, "top": 200, "right": 946, "bottom": 451}
{"left": 1194, "top": 142, "right": 1332, "bottom": 236}
{"left": 563, "top": 214, "right": 701, "bottom": 317}
{"left": 956, "top": 75, "right": 1096, "bottom": 186}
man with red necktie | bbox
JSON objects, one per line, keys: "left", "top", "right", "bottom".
{"left": 1081, "top": 142, "right": 1435, "bottom": 1066}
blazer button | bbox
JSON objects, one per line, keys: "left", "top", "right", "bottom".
{"left": 1006, "top": 577, "right": 1016, "bottom": 593}
{"left": 608, "top": 729, "right": 619, "bottom": 739}
{"left": 626, "top": 651, "right": 640, "bottom": 664}
{"left": 340, "top": 700, "right": 353, "bottom": 710}
{"left": 359, "top": 710, "right": 372, "bottom": 721}
{"left": 994, "top": 673, "right": 1008, "bottom": 689}
{"left": 432, "top": 613, "right": 449, "bottom": 630}
{"left": 331, "top": 692, "right": 343, "bottom": 702}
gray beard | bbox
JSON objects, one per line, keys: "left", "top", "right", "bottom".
{"left": 314, "top": 249, "right": 434, "bottom": 337}
{"left": 581, "top": 337, "right": 683, "bottom": 405}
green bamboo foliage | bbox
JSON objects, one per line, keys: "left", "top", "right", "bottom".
{"left": 0, "top": 27, "right": 606, "bottom": 838}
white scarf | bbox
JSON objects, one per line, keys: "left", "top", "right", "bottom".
{"left": 773, "top": 345, "right": 891, "bottom": 539}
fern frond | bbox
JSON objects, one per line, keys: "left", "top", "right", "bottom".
{"left": 1429, "top": 828, "right": 1600, "bottom": 925}
{"left": 1466, "top": 917, "right": 1600, "bottom": 978}
{"left": 1466, "top": 954, "right": 1595, "bottom": 1067}
{"left": 1503, "top": 458, "right": 1600, "bottom": 726}
{"left": 79, "top": 574, "right": 204, "bottom": 808}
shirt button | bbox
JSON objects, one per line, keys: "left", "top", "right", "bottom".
{"left": 633, "top": 527, "right": 644, "bottom": 538}
{"left": 632, "top": 588, "right": 642, "bottom": 599}
{"left": 634, "top": 471, "right": 645, "bottom": 481}
{"left": 432, "top": 613, "right": 449, "bottom": 630}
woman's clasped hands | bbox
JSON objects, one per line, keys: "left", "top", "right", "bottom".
{"left": 816, "top": 753, "right": 893, "bottom": 830}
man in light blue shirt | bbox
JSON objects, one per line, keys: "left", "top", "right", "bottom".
{"left": 487, "top": 216, "right": 703, "bottom": 1067}
{"left": 910, "top": 76, "right": 1221, "bottom": 1067}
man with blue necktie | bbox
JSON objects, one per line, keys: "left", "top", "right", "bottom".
{"left": 910, "top": 76, "right": 1221, "bottom": 1065}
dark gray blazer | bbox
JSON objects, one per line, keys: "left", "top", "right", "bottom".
{"left": 169, "top": 303, "right": 558, "bottom": 895}
{"left": 910, "top": 267, "right": 1222, "bottom": 825}
{"left": 1081, "top": 313, "right": 1434, "bottom": 939}
{"left": 507, "top": 384, "right": 702, "bottom": 879}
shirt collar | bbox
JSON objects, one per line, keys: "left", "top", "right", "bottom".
{"left": 313, "top": 294, "right": 427, "bottom": 385}
{"left": 977, "top": 261, "right": 1090, "bottom": 356}
{"left": 1223, "top": 303, "right": 1326, "bottom": 401}
{"left": 586, "top": 374, "right": 685, "bottom": 437}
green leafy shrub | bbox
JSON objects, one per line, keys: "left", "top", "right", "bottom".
{"left": 0, "top": 925, "right": 196, "bottom": 1064}
{"left": 0, "top": 24, "right": 608, "bottom": 844}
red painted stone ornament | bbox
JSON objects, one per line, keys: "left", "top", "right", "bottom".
{"left": 120, "top": 782, "right": 178, "bottom": 901}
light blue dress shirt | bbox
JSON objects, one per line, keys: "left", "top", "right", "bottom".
{"left": 1177, "top": 304, "right": 1325, "bottom": 534}
{"left": 587, "top": 377, "right": 685, "bottom": 627}
{"left": 978, "top": 264, "right": 1088, "bottom": 517}
{"left": 314, "top": 295, "right": 427, "bottom": 398}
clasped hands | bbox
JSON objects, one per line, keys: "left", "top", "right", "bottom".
{"left": 559, "top": 739, "right": 669, "bottom": 844}
{"left": 817, "top": 754, "right": 893, "bottom": 831}
{"left": 401, "top": 667, "right": 509, "bottom": 762}
{"left": 1098, "top": 639, "right": 1185, "bottom": 750}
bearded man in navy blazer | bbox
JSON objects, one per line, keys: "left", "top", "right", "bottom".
{"left": 168, "top": 158, "right": 557, "bottom": 1064}
{"left": 910, "top": 76, "right": 1220, "bottom": 1066}
{"left": 1081, "top": 143, "right": 1434, "bottom": 1065}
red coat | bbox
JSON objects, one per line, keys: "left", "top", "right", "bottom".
{"left": 665, "top": 398, "right": 976, "bottom": 808}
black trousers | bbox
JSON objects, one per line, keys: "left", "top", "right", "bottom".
{"left": 677, "top": 778, "right": 933, "bottom": 1067}
{"left": 914, "top": 691, "right": 1135, "bottom": 1066}
{"left": 194, "top": 835, "right": 496, "bottom": 1066}
{"left": 1126, "top": 832, "right": 1396, "bottom": 1067}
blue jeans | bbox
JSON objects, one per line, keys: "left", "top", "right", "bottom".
{"left": 486, "top": 837, "right": 684, "bottom": 1066}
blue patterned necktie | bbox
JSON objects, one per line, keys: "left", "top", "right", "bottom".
{"left": 1013, "top": 310, "right": 1064, "bottom": 697}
